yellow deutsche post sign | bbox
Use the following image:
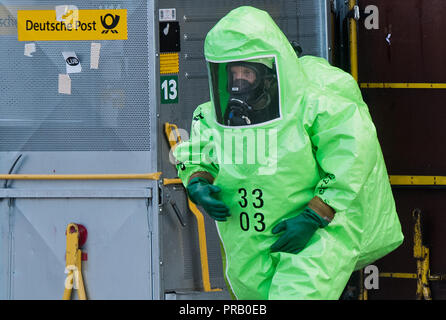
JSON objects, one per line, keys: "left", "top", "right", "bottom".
{"left": 17, "top": 9, "right": 127, "bottom": 41}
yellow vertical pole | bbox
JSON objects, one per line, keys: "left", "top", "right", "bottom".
{"left": 358, "top": 269, "right": 368, "bottom": 300}
{"left": 188, "top": 199, "right": 221, "bottom": 292}
{"left": 349, "top": 0, "right": 359, "bottom": 81}
{"left": 348, "top": 2, "right": 364, "bottom": 300}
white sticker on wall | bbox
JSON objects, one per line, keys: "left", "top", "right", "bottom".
{"left": 90, "top": 42, "right": 101, "bottom": 69}
{"left": 62, "top": 51, "right": 82, "bottom": 74}
{"left": 159, "top": 8, "right": 176, "bottom": 21}
{"left": 24, "top": 43, "right": 36, "bottom": 57}
{"left": 58, "top": 74, "right": 71, "bottom": 95}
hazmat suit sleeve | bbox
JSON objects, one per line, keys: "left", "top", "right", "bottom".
{"left": 308, "top": 93, "right": 378, "bottom": 213}
{"left": 173, "top": 103, "right": 220, "bottom": 186}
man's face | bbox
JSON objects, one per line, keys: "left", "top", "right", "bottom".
{"left": 230, "top": 65, "right": 257, "bottom": 84}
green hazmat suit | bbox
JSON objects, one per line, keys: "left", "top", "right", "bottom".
{"left": 174, "top": 6, "right": 403, "bottom": 299}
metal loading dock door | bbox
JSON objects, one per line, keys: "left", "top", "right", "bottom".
{"left": 0, "top": 187, "right": 155, "bottom": 299}
{"left": 357, "top": 0, "right": 446, "bottom": 299}
{"left": 0, "top": 0, "right": 332, "bottom": 299}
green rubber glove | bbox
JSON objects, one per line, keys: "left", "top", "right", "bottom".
{"left": 270, "top": 207, "right": 329, "bottom": 254}
{"left": 187, "top": 177, "right": 231, "bottom": 221}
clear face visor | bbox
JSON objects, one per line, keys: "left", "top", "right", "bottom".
{"left": 208, "top": 57, "right": 280, "bottom": 126}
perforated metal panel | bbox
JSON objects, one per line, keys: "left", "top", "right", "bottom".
{"left": 0, "top": 0, "right": 152, "bottom": 151}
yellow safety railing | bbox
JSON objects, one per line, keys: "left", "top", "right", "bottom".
{"left": 187, "top": 199, "right": 222, "bottom": 292}
{"left": 389, "top": 175, "right": 446, "bottom": 186}
{"left": 0, "top": 172, "right": 162, "bottom": 180}
{"left": 361, "top": 83, "right": 446, "bottom": 89}
{"left": 164, "top": 123, "right": 222, "bottom": 293}
{"left": 164, "top": 122, "right": 182, "bottom": 150}
{"left": 163, "top": 178, "right": 182, "bottom": 185}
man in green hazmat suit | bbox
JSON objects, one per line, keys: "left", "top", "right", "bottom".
{"left": 174, "top": 6, "right": 403, "bottom": 299}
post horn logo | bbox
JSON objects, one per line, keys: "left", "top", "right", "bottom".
{"left": 100, "top": 14, "right": 120, "bottom": 34}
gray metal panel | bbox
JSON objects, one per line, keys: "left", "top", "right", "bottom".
{"left": 160, "top": 185, "right": 228, "bottom": 292}
{"left": 0, "top": 151, "right": 159, "bottom": 299}
{"left": 7, "top": 198, "right": 152, "bottom": 299}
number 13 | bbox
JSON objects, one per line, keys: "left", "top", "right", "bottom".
{"left": 161, "top": 79, "right": 177, "bottom": 100}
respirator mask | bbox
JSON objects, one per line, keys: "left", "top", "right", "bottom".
{"left": 209, "top": 58, "right": 279, "bottom": 126}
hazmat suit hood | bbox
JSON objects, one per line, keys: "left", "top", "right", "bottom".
{"left": 204, "top": 6, "right": 307, "bottom": 126}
